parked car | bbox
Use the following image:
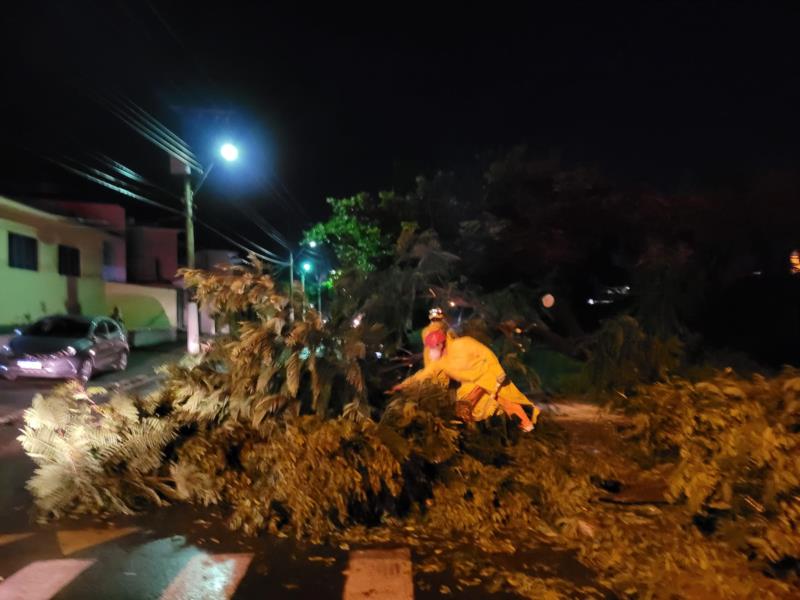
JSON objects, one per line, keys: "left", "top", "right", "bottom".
{"left": 0, "top": 315, "right": 129, "bottom": 383}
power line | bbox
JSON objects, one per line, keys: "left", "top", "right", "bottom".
{"left": 112, "top": 92, "right": 198, "bottom": 163}
{"left": 245, "top": 207, "right": 292, "bottom": 250}
{"left": 43, "top": 154, "right": 184, "bottom": 215}
{"left": 90, "top": 151, "right": 183, "bottom": 200}
{"left": 43, "top": 154, "right": 287, "bottom": 265}
{"left": 193, "top": 220, "right": 288, "bottom": 266}
{"left": 88, "top": 89, "right": 203, "bottom": 173}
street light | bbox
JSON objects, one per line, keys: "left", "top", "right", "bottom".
{"left": 182, "top": 142, "right": 240, "bottom": 354}
{"left": 300, "top": 261, "right": 313, "bottom": 317}
{"left": 220, "top": 142, "right": 239, "bottom": 162}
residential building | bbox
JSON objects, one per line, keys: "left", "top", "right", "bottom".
{"left": 0, "top": 196, "right": 182, "bottom": 346}
{"left": 127, "top": 225, "right": 181, "bottom": 284}
{"left": 0, "top": 195, "right": 112, "bottom": 328}
{"left": 29, "top": 200, "right": 127, "bottom": 282}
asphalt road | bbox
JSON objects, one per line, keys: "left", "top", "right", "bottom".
{"left": 0, "top": 342, "right": 185, "bottom": 423}
{"left": 0, "top": 345, "right": 610, "bottom": 599}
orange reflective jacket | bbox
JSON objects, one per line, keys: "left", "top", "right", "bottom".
{"left": 401, "top": 336, "right": 532, "bottom": 421}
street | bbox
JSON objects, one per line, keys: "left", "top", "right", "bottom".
{"left": 0, "top": 430, "right": 594, "bottom": 600}
{"left": 0, "top": 342, "right": 185, "bottom": 424}
{"left": 0, "top": 344, "right": 607, "bottom": 599}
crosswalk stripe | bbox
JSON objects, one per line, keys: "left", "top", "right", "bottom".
{"left": 0, "top": 533, "right": 34, "bottom": 548}
{"left": 159, "top": 552, "right": 254, "bottom": 600}
{"left": 343, "top": 548, "right": 413, "bottom": 600}
{"left": 0, "top": 558, "right": 95, "bottom": 600}
{"left": 56, "top": 527, "right": 139, "bottom": 556}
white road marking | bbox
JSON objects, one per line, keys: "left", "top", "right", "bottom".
{"left": 0, "top": 558, "right": 95, "bottom": 600}
{"left": 343, "top": 548, "right": 413, "bottom": 600}
{"left": 159, "top": 552, "right": 254, "bottom": 600}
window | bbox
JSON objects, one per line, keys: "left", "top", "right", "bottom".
{"left": 93, "top": 321, "right": 109, "bottom": 338}
{"left": 106, "top": 320, "right": 119, "bottom": 336}
{"left": 8, "top": 233, "right": 38, "bottom": 271}
{"left": 103, "top": 241, "right": 114, "bottom": 266}
{"left": 28, "top": 317, "right": 90, "bottom": 338}
{"left": 58, "top": 245, "right": 81, "bottom": 277}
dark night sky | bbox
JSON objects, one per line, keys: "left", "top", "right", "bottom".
{"left": 2, "top": 1, "right": 799, "bottom": 255}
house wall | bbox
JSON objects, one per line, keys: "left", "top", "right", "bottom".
{"left": 0, "top": 211, "right": 109, "bottom": 329}
{"left": 104, "top": 281, "right": 178, "bottom": 330}
{"left": 127, "top": 227, "right": 180, "bottom": 283}
{"left": 26, "top": 200, "right": 127, "bottom": 282}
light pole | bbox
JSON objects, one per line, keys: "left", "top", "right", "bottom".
{"left": 300, "top": 261, "right": 312, "bottom": 317}
{"left": 183, "top": 142, "right": 239, "bottom": 354}
{"left": 317, "top": 273, "right": 322, "bottom": 315}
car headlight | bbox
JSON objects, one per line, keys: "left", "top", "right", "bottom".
{"left": 65, "top": 346, "right": 77, "bottom": 356}
{"left": 0, "top": 345, "right": 12, "bottom": 357}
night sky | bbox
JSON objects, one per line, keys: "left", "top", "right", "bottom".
{"left": 2, "top": 1, "right": 799, "bottom": 255}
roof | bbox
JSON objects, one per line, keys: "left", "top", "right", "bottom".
{"left": 0, "top": 195, "right": 112, "bottom": 238}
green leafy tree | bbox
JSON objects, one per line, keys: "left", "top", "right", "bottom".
{"left": 304, "top": 193, "right": 390, "bottom": 272}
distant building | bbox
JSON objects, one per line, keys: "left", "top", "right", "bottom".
{"left": 126, "top": 225, "right": 181, "bottom": 284}
{"left": 196, "top": 249, "right": 241, "bottom": 272}
{"left": 194, "top": 249, "right": 242, "bottom": 335}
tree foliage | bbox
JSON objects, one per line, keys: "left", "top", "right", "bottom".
{"left": 19, "top": 257, "right": 800, "bottom": 598}
{"left": 303, "top": 193, "right": 390, "bottom": 272}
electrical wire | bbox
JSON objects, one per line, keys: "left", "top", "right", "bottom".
{"left": 245, "top": 208, "right": 292, "bottom": 250}
{"left": 90, "top": 151, "right": 182, "bottom": 200}
{"left": 88, "top": 89, "right": 203, "bottom": 173}
{"left": 43, "top": 155, "right": 185, "bottom": 215}
{"left": 43, "top": 154, "right": 288, "bottom": 265}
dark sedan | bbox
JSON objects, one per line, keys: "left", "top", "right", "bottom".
{"left": 0, "top": 315, "right": 129, "bottom": 383}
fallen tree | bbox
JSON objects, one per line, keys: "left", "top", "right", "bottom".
{"left": 18, "top": 260, "right": 800, "bottom": 599}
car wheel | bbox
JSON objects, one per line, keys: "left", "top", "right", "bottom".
{"left": 76, "top": 359, "right": 93, "bottom": 384}
{"left": 116, "top": 351, "right": 129, "bottom": 371}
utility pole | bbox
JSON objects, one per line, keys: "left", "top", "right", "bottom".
{"left": 183, "top": 164, "right": 200, "bottom": 354}
{"left": 317, "top": 274, "right": 322, "bottom": 315}
{"left": 289, "top": 252, "right": 295, "bottom": 322}
{"left": 300, "top": 268, "right": 307, "bottom": 318}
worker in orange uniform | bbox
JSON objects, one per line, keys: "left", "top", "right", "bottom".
{"left": 391, "top": 329, "right": 541, "bottom": 432}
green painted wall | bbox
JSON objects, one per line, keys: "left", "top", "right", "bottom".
{"left": 0, "top": 217, "right": 108, "bottom": 326}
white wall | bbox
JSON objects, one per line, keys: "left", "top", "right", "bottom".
{"left": 104, "top": 282, "right": 178, "bottom": 330}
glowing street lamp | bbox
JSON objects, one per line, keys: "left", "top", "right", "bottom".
{"left": 219, "top": 142, "right": 239, "bottom": 162}
{"left": 300, "top": 261, "right": 313, "bottom": 317}
{"left": 182, "top": 140, "right": 240, "bottom": 354}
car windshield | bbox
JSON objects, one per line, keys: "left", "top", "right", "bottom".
{"left": 26, "top": 318, "right": 90, "bottom": 338}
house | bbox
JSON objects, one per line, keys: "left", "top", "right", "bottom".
{"left": 0, "top": 195, "right": 181, "bottom": 346}
{"left": 0, "top": 195, "right": 114, "bottom": 329}
{"left": 29, "top": 200, "right": 127, "bottom": 282}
